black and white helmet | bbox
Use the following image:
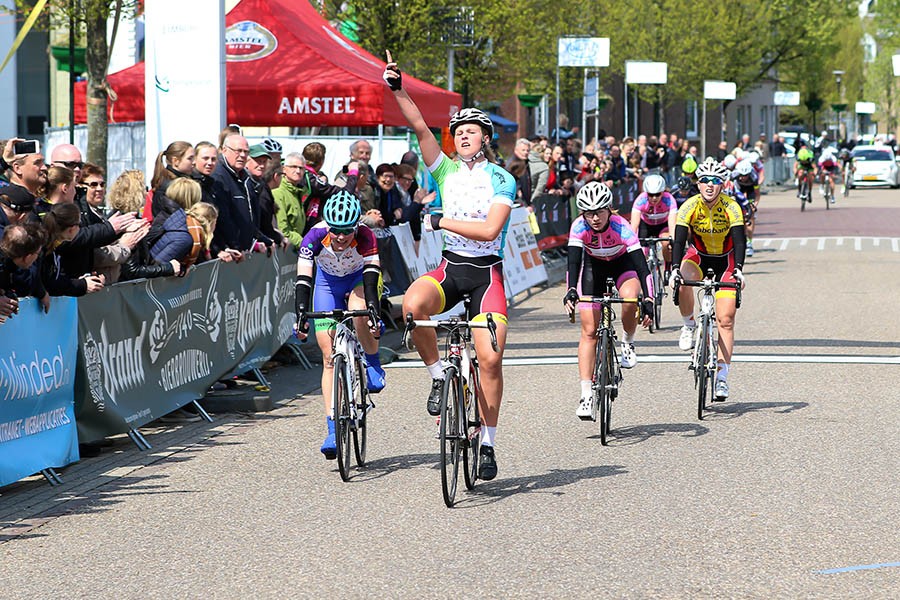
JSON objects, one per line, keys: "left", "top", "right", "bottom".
{"left": 695, "top": 157, "right": 730, "bottom": 180}
{"left": 262, "top": 138, "right": 283, "bottom": 154}
{"left": 576, "top": 181, "right": 613, "bottom": 211}
{"left": 449, "top": 108, "right": 493, "bottom": 138}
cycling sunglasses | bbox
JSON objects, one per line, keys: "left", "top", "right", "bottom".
{"left": 698, "top": 176, "right": 724, "bottom": 185}
{"left": 329, "top": 225, "right": 358, "bottom": 236}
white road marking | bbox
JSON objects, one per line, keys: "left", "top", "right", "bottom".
{"left": 385, "top": 355, "right": 900, "bottom": 368}
{"left": 757, "top": 236, "right": 900, "bottom": 252}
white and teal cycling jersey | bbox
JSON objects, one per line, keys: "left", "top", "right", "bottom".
{"left": 428, "top": 153, "right": 516, "bottom": 258}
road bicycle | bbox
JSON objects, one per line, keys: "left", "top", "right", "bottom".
{"left": 639, "top": 236, "right": 671, "bottom": 332}
{"left": 306, "top": 309, "right": 376, "bottom": 481}
{"left": 567, "top": 279, "right": 643, "bottom": 445}
{"left": 402, "top": 295, "right": 498, "bottom": 507}
{"left": 673, "top": 269, "right": 741, "bottom": 420}
{"left": 797, "top": 169, "right": 813, "bottom": 211}
{"left": 820, "top": 173, "right": 834, "bottom": 209}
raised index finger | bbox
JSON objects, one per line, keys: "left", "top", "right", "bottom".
{"left": 385, "top": 49, "right": 393, "bottom": 64}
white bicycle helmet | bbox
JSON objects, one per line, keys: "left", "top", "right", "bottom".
{"left": 576, "top": 181, "right": 613, "bottom": 211}
{"left": 735, "top": 159, "right": 754, "bottom": 176}
{"left": 643, "top": 174, "right": 666, "bottom": 195}
{"left": 695, "top": 157, "right": 730, "bottom": 180}
{"left": 747, "top": 151, "right": 760, "bottom": 163}
{"left": 449, "top": 108, "right": 494, "bottom": 138}
{"left": 723, "top": 155, "right": 737, "bottom": 170}
{"left": 262, "top": 138, "right": 283, "bottom": 154}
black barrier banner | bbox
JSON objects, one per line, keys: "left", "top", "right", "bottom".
{"left": 532, "top": 194, "right": 571, "bottom": 250}
{"left": 612, "top": 178, "right": 641, "bottom": 215}
{"left": 74, "top": 249, "right": 296, "bottom": 442}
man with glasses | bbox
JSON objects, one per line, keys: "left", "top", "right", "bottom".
{"left": 211, "top": 133, "right": 273, "bottom": 254}
{"left": 669, "top": 157, "right": 747, "bottom": 400}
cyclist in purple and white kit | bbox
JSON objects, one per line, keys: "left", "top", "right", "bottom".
{"left": 563, "top": 182, "right": 654, "bottom": 420}
{"left": 629, "top": 173, "right": 677, "bottom": 272}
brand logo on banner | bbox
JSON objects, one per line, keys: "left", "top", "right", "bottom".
{"left": 226, "top": 20, "right": 278, "bottom": 62}
{"left": 277, "top": 96, "right": 357, "bottom": 115}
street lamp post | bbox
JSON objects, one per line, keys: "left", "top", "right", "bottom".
{"left": 833, "top": 70, "right": 845, "bottom": 142}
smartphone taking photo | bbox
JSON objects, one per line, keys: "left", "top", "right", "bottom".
{"left": 14, "top": 140, "right": 40, "bottom": 155}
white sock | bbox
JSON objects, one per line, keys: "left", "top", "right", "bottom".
{"left": 426, "top": 361, "right": 443, "bottom": 380}
{"left": 623, "top": 332, "right": 635, "bottom": 344}
{"left": 580, "top": 379, "right": 592, "bottom": 399}
{"left": 482, "top": 425, "right": 496, "bottom": 447}
{"left": 717, "top": 362, "right": 729, "bottom": 381}
{"left": 683, "top": 316, "right": 696, "bottom": 328}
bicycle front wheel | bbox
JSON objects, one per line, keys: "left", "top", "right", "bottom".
{"left": 799, "top": 180, "right": 807, "bottom": 211}
{"left": 352, "top": 359, "right": 368, "bottom": 467}
{"left": 463, "top": 364, "right": 482, "bottom": 491}
{"left": 440, "top": 367, "right": 462, "bottom": 507}
{"left": 598, "top": 330, "right": 613, "bottom": 445}
{"left": 333, "top": 355, "right": 353, "bottom": 481}
{"left": 696, "top": 317, "right": 711, "bottom": 420}
{"left": 651, "top": 261, "right": 663, "bottom": 332}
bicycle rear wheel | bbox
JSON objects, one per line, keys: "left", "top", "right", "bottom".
{"left": 598, "top": 330, "right": 613, "bottom": 445}
{"left": 352, "top": 359, "right": 368, "bottom": 467}
{"left": 463, "top": 363, "right": 482, "bottom": 490}
{"left": 696, "top": 317, "right": 710, "bottom": 420}
{"left": 440, "top": 367, "right": 462, "bottom": 507}
{"left": 333, "top": 355, "right": 353, "bottom": 481}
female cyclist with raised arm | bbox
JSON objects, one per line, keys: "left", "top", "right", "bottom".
{"left": 294, "top": 191, "right": 385, "bottom": 459}
{"left": 629, "top": 173, "right": 677, "bottom": 272}
{"left": 564, "top": 182, "right": 654, "bottom": 419}
{"left": 669, "top": 158, "right": 746, "bottom": 400}
{"left": 384, "top": 52, "right": 515, "bottom": 481}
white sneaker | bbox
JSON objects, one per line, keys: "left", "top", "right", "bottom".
{"left": 576, "top": 396, "right": 595, "bottom": 421}
{"left": 679, "top": 325, "right": 696, "bottom": 351}
{"left": 746, "top": 241, "right": 754, "bottom": 257}
{"left": 620, "top": 343, "right": 637, "bottom": 369}
{"left": 714, "top": 379, "right": 729, "bottom": 401}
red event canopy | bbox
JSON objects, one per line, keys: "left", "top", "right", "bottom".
{"left": 74, "top": 0, "right": 461, "bottom": 127}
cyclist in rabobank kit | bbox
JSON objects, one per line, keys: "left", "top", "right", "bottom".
{"left": 294, "top": 191, "right": 385, "bottom": 460}
{"left": 384, "top": 50, "right": 514, "bottom": 481}
{"left": 564, "top": 182, "right": 654, "bottom": 420}
{"left": 670, "top": 158, "right": 746, "bottom": 401}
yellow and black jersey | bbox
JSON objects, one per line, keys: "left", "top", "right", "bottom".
{"left": 676, "top": 193, "right": 744, "bottom": 255}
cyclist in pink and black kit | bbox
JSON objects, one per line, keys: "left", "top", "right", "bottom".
{"left": 629, "top": 173, "right": 677, "bottom": 273}
{"left": 563, "top": 182, "right": 654, "bottom": 420}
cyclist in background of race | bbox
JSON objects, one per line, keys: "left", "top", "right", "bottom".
{"left": 672, "top": 154, "right": 699, "bottom": 207}
{"left": 294, "top": 191, "right": 385, "bottom": 460}
{"left": 384, "top": 51, "right": 515, "bottom": 481}
{"left": 629, "top": 173, "right": 677, "bottom": 272}
{"left": 564, "top": 182, "right": 654, "bottom": 419}
{"left": 817, "top": 147, "right": 841, "bottom": 204}
{"left": 838, "top": 148, "right": 854, "bottom": 194}
{"left": 794, "top": 147, "right": 817, "bottom": 203}
{"left": 731, "top": 159, "right": 760, "bottom": 257}
{"left": 670, "top": 158, "right": 747, "bottom": 400}
{"left": 721, "top": 154, "right": 738, "bottom": 195}
{"left": 746, "top": 151, "right": 765, "bottom": 188}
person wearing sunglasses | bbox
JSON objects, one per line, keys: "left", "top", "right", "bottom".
{"left": 669, "top": 157, "right": 747, "bottom": 401}
{"left": 293, "top": 190, "right": 385, "bottom": 460}
{"left": 384, "top": 51, "right": 515, "bottom": 481}
{"left": 629, "top": 173, "right": 677, "bottom": 273}
{"left": 563, "top": 182, "right": 654, "bottom": 419}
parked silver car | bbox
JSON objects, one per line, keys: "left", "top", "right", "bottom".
{"left": 850, "top": 145, "right": 900, "bottom": 188}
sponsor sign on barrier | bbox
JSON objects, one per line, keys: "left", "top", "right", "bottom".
{"left": 389, "top": 207, "right": 547, "bottom": 301}
{"left": 74, "top": 250, "right": 295, "bottom": 443}
{"left": 532, "top": 194, "right": 571, "bottom": 250}
{"left": 0, "top": 298, "right": 80, "bottom": 487}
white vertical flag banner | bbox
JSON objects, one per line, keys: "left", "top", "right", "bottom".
{"left": 558, "top": 38, "right": 610, "bottom": 67}
{"left": 145, "top": 0, "right": 225, "bottom": 176}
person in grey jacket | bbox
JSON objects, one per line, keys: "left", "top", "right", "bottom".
{"left": 527, "top": 146, "right": 549, "bottom": 206}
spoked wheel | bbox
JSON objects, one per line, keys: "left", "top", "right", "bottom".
{"left": 799, "top": 180, "right": 807, "bottom": 211}
{"left": 598, "top": 330, "right": 613, "bottom": 445}
{"left": 440, "top": 368, "right": 462, "bottom": 507}
{"left": 352, "top": 360, "right": 368, "bottom": 467}
{"left": 825, "top": 183, "right": 831, "bottom": 209}
{"left": 333, "top": 356, "right": 353, "bottom": 481}
{"left": 843, "top": 172, "right": 851, "bottom": 198}
{"left": 696, "top": 317, "right": 710, "bottom": 420}
{"left": 650, "top": 262, "right": 663, "bottom": 332}
{"left": 463, "top": 364, "right": 482, "bottom": 491}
